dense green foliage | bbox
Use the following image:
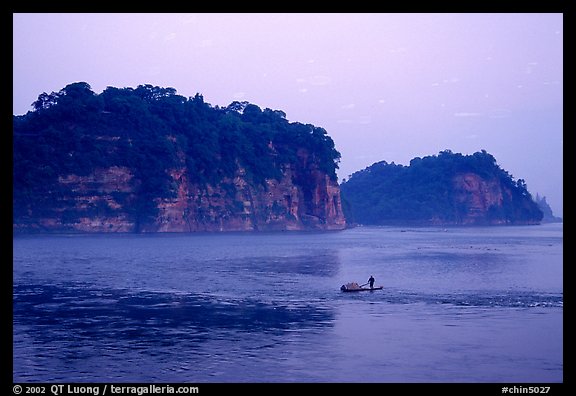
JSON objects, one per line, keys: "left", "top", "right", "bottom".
{"left": 340, "top": 150, "right": 543, "bottom": 225}
{"left": 13, "top": 82, "right": 340, "bottom": 225}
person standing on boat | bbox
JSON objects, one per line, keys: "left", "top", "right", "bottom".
{"left": 368, "top": 275, "right": 375, "bottom": 289}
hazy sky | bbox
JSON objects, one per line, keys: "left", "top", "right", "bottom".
{"left": 13, "top": 13, "right": 563, "bottom": 216}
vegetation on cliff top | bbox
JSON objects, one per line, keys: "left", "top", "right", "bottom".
{"left": 340, "top": 150, "right": 543, "bottom": 225}
{"left": 13, "top": 82, "right": 341, "bottom": 224}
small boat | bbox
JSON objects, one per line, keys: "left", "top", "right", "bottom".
{"left": 341, "top": 286, "right": 383, "bottom": 292}
{"left": 340, "top": 283, "right": 383, "bottom": 292}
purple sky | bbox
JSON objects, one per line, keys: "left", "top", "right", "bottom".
{"left": 13, "top": 13, "right": 563, "bottom": 216}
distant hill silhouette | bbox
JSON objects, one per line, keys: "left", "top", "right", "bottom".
{"left": 340, "top": 150, "right": 543, "bottom": 226}
{"left": 535, "top": 195, "right": 562, "bottom": 223}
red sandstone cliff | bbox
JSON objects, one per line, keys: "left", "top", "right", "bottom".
{"left": 449, "top": 172, "right": 540, "bottom": 225}
{"left": 14, "top": 152, "right": 346, "bottom": 233}
{"left": 339, "top": 150, "right": 543, "bottom": 226}
{"left": 13, "top": 83, "right": 347, "bottom": 233}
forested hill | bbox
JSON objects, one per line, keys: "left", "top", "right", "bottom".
{"left": 340, "top": 150, "right": 543, "bottom": 226}
{"left": 13, "top": 82, "right": 346, "bottom": 232}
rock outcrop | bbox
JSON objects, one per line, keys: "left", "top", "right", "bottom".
{"left": 13, "top": 151, "right": 346, "bottom": 233}
{"left": 13, "top": 83, "right": 346, "bottom": 233}
{"left": 449, "top": 172, "right": 540, "bottom": 225}
{"left": 340, "top": 150, "right": 543, "bottom": 226}
{"left": 153, "top": 158, "right": 345, "bottom": 232}
{"left": 534, "top": 194, "right": 562, "bottom": 223}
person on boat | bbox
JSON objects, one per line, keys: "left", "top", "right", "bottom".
{"left": 368, "top": 275, "right": 375, "bottom": 289}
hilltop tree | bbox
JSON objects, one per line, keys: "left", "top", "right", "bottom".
{"left": 13, "top": 82, "right": 341, "bottom": 227}
{"left": 341, "top": 150, "right": 543, "bottom": 225}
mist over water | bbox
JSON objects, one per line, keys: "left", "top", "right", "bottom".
{"left": 13, "top": 224, "right": 562, "bottom": 382}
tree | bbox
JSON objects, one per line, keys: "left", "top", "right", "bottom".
{"left": 341, "top": 150, "right": 543, "bottom": 225}
{"left": 32, "top": 92, "right": 59, "bottom": 111}
{"left": 14, "top": 82, "right": 344, "bottom": 232}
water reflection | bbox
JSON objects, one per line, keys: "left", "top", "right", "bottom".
{"left": 14, "top": 283, "right": 335, "bottom": 346}
{"left": 13, "top": 226, "right": 562, "bottom": 382}
{"left": 215, "top": 250, "right": 341, "bottom": 277}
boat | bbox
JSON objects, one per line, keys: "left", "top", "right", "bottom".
{"left": 340, "top": 283, "right": 383, "bottom": 292}
{"left": 341, "top": 286, "right": 383, "bottom": 292}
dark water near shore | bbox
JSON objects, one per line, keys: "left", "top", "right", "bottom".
{"left": 13, "top": 224, "right": 563, "bottom": 382}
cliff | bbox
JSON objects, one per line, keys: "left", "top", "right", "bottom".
{"left": 13, "top": 82, "right": 346, "bottom": 233}
{"left": 14, "top": 157, "right": 345, "bottom": 233}
{"left": 341, "top": 150, "right": 543, "bottom": 226}
{"left": 449, "top": 172, "right": 541, "bottom": 225}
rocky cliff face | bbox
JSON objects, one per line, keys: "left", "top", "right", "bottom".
{"left": 340, "top": 150, "right": 543, "bottom": 226}
{"left": 450, "top": 173, "right": 507, "bottom": 225}
{"left": 155, "top": 163, "right": 345, "bottom": 232}
{"left": 13, "top": 151, "right": 346, "bottom": 233}
{"left": 450, "top": 172, "right": 540, "bottom": 225}
{"left": 14, "top": 83, "right": 347, "bottom": 233}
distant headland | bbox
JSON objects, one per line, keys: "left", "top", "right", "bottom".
{"left": 13, "top": 83, "right": 556, "bottom": 232}
{"left": 340, "top": 150, "right": 550, "bottom": 226}
{"left": 13, "top": 82, "right": 345, "bottom": 233}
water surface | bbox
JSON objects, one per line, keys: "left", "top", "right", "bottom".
{"left": 13, "top": 224, "right": 563, "bottom": 382}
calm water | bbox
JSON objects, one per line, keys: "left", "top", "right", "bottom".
{"left": 13, "top": 224, "right": 563, "bottom": 383}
